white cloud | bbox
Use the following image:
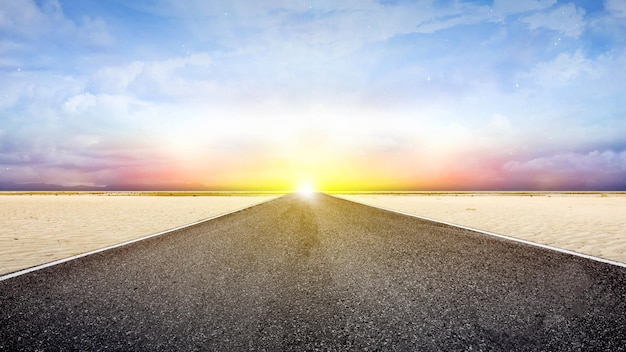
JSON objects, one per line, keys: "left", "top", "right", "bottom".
{"left": 94, "top": 62, "right": 145, "bottom": 93}
{"left": 0, "top": 0, "right": 54, "bottom": 38}
{"left": 76, "top": 16, "right": 114, "bottom": 47}
{"left": 121, "top": 0, "right": 384, "bottom": 18}
{"left": 128, "top": 53, "right": 215, "bottom": 99}
{"left": 63, "top": 93, "right": 97, "bottom": 114}
{"left": 500, "top": 150, "right": 626, "bottom": 189}
{"left": 493, "top": 0, "right": 557, "bottom": 16}
{"left": 503, "top": 150, "right": 626, "bottom": 174}
{"left": 521, "top": 3, "right": 586, "bottom": 38}
{"left": 0, "top": 69, "right": 87, "bottom": 115}
{"left": 486, "top": 113, "right": 513, "bottom": 133}
{"left": 91, "top": 53, "right": 214, "bottom": 100}
{"left": 523, "top": 50, "right": 594, "bottom": 87}
{"left": 0, "top": 0, "right": 112, "bottom": 46}
{"left": 605, "top": 0, "right": 626, "bottom": 17}
{"left": 115, "top": 0, "right": 563, "bottom": 58}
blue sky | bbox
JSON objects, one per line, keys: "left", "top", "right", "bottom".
{"left": 1, "top": 0, "right": 625, "bottom": 190}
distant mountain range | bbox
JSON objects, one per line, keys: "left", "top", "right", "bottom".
{"left": 1, "top": 182, "right": 624, "bottom": 192}
{"left": 0, "top": 182, "right": 222, "bottom": 192}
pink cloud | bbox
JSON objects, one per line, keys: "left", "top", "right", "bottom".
{"left": 502, "top": 150, "right": 626, "bottom": 190}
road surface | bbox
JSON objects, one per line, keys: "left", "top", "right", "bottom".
{"left": 1, "top": 193, "right": 625, "bottom": 351}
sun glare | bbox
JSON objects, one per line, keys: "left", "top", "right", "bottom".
{"left": 297, "top": 181, "right": 315, "bottom": 196}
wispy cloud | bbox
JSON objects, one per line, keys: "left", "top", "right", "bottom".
{"left": 520, "top": 3, "right": 586, "bottom": 38}
{"left": 502, "top": 150, "right": 626, "bottom": 190}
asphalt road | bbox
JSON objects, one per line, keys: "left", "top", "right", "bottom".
{"left": 1, "top": 193, "right": 626, "bottom": 351}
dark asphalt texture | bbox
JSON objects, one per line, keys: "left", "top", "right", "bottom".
{"left": 1, "top": 193, "right": 626, "bottom": 351}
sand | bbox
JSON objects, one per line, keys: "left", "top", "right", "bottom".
{"left": 337, "top": 193, "right": 626, "bottom": 264}
{"left": 0, "top": 194, "right": 278, "bottom": 275}
{"left": 3, "top": 192, "right": 626, "bottom": 276}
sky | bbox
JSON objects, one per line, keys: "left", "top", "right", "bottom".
{"left": 1, "top": 0, "right": 625, "bottom": 191}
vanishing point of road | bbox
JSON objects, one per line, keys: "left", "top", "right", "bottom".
{"left": 1, "top": 193, "right": 625, "bottom": 351}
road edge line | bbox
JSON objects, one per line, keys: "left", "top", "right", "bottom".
{"left": 332, "top": 194, "right": 626, "bottom": 269}
{"left": 0, "top": 196, "right": 282, "bottom": 282}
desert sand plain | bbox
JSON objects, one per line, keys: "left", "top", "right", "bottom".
{"left": 2, "top": 192, "right": 626, "bottom": 276}
{"left": 0, "top": 193, "right": 279, "bottom": 275}
{"left": 338, "top": 192, "right": 626, "bottom": 264}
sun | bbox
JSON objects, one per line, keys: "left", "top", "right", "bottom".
{"left": 297, "top": 181, "right": 315, "bottom": 196}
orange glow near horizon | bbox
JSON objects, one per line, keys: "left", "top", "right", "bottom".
{"left": 186, "top": 169, "right": 422, "bottom": 192}
{"left": 150, "top": 139, "right": 514, "bottom": 192}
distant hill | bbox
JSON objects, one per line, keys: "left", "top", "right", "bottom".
{"left": 103, "top": 183, "right": 215, "bottom": 191}
{"left": 0, "top": 182, "right": 217, "bottom": 192}
{"left": 0, "top": 182, "right": 102, "bottom": 191}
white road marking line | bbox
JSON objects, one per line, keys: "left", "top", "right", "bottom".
{"left": 0, "top": 197, "right": 279, "bottom": 282}
{"left": 334, "top": 195, "right": 626, "bottom": 269}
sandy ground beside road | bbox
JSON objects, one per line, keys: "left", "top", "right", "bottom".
{"left": 337, "top": 193, "right": 626, "bottom": 264}
{"left": 3, "top": 193, "right": 625, "bottom": 350}
{"left": 3, "top": 192, "right": 625, "bottom": 276}
{"left": 0, "top": 194, "right": 278, "bottom": 275}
